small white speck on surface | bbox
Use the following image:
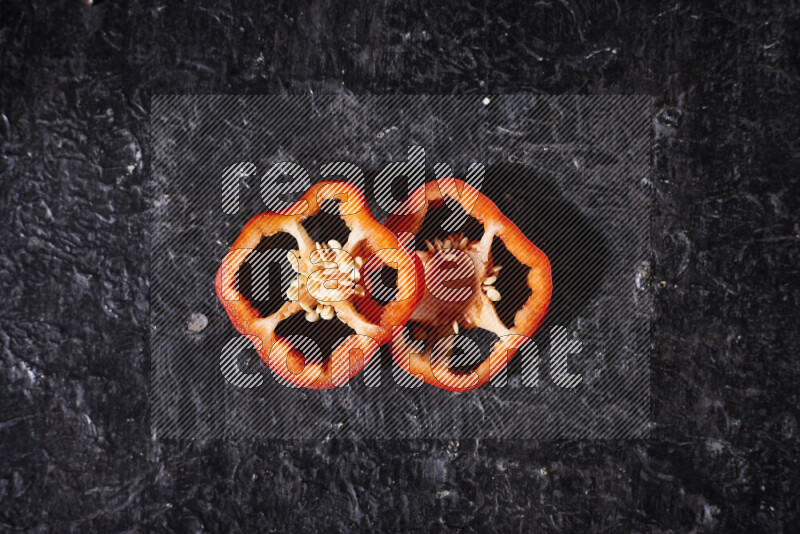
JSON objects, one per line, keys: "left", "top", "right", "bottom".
{"left": 186, "top": 312, "right": 208, "bottom": 333}
{"left": 482, "top": 97, "right": 491, "bottom": 106}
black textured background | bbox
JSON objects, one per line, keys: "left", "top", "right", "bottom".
{"left": 1, "top": 0, "right": 798, "bottom": 532}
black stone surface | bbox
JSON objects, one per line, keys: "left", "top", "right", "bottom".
{"left": 1, "top": 0, "right": 798, "bottom": 531}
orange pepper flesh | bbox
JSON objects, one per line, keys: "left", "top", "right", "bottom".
{"left": 384, "top": 178, "right": 552, "bottom": 392}
{"left": 216, "top": 181, "right": 424, "bottom": 390}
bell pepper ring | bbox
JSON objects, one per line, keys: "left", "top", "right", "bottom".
{"left": 384, "top": 177, "right": 552, "bottom": 392}
{"left": 215, "top": 181, "right": 424, "bottom": 390}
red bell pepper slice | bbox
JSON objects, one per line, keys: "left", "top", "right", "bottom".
{"left": 384, "top": 177, "right": 552, "bottom": 392}
{"left": 216, "top": 181, "right": 424, "bottom": 390}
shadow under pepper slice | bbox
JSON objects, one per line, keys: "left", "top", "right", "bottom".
{"left": 384, "top": 177, "right": 552, "bottom": 392}
{"left": 216, "top": 181, "right": 424, "bottom": 390}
